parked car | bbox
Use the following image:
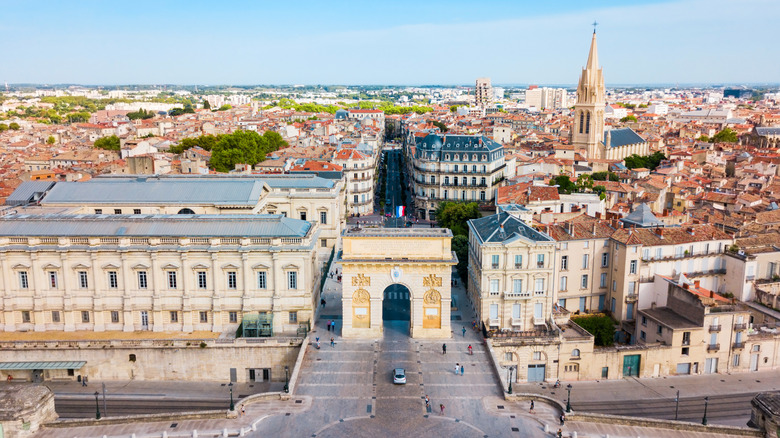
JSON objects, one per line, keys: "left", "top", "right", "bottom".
{"left": 393, "top": 368, "right": 406, "bottom": 384}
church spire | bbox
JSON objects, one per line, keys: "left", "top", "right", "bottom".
{"left": 586, "top": 31, "right": 599, "bottom": 74}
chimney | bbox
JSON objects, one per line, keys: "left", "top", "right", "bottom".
{"left": 595, "top": 212, "right": 602, "bottom": 219}
{"left": 694, "top": 280, "right": 701, "bottom": 289}
{"left": 709, "top": 290, "right": 714, "bottom": 298}
{"left": 683, "top": 283, "right": 689, "bottom": 289}
{"left": 656, "top": 227, "right": 664, "bottom": 239}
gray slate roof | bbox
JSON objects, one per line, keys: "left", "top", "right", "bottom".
{"left": 756, "top": 127, "right": 780, "bottom": 136}
{"left": 620, "top": 203, "right": 663, "bottom": 228}
{"left": 604, "top": 128, "right": 645, "bottom": 149}
{"left": 416, "top": 134, "right": 503, "bottom": 153}
{"left": 468, "top": 212, "right": 553, "bottom": 244}
{"left": 0, "top": 214, "right": 311, "bottom": 238}
{"left": 5, "top": 181, "right": 56, "bottom": 206}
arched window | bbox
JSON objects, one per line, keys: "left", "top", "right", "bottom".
{"left": 585, "top": 112, "right": 591, "bottom": 134}
{"left": 579, "top": 111, "right": 584, "bottom": 134}
{"left": 572, "top": 349, "right": 581, "bottom": 358}
{"left": 177, "top": 208, "right": 196, "bottom": 215}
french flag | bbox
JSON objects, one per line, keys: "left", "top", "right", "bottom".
{"left": 396, "top": 205, "right": 405, "bottom": 217}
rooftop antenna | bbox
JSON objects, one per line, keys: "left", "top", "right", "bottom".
{"left": 592, "top": 21, "right": 598, "bottom": 34}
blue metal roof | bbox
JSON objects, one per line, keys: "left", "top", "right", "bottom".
{"left": 5, "top": 181, "right": 55, "bottom": 206}
{"left": 605, "top": 128, "right": 645, "bottom": 149}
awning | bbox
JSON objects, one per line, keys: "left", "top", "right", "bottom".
{"left": 0, "top": 361, "right": 86, "bottom": 370}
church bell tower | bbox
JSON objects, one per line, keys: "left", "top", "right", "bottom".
{"left": 572, "top": 30, "right": 606, "bottom": 160}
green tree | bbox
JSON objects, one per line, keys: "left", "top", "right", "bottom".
{"left": 591, "top": 171, "right": 619, "bottom": 182}
{"left": 434, "top": 202, "right": 481, "bottom": 237}
{"left": 127, "top": 108, "right": 154, "bottom": 120}
{"left": 698, "top": 135, "right": 710, "bottom": 142}
{"left": 94, "top": 135, "right": 120, "bottom": 151}
{"left": 624, "top": 151, "right": 666, "bottom": 170}
{"left": 203, "top": 100, "right": 211, "bottom": 110}
{"left": 571, "top": 314, "right": 616, "bottom": 347}
{"left": 620, "top": 115, "right": 637, "bottom": 123}
{"left": 209, "top": 130, "right": 287, "bottom": 172}
{"left": 0, "top": 123, "right": 8, "bottom": 132}
{"left": 712, "top": 127, "right": 738, "bottom": 143}
{"left": 430, "top": 120, "right": 448, "bottom": 133}
{"left": 217, "top": 104, "right": 232, "bottom": 111}
{"left": 575, "top": 173, "right": 594, "bottom": 192}
{"left": 46, "top": 136, "right": 55, "bottom": 145}
{"left": 451, "top": 235, "right": 469, "bottom": 282}
{"left": 549, "top": 175, "right": 577, "bottom": 194}
{"left": 9, "top": 122, "right": 20, "bottom": 130}
{"left": 593, "top": 185, "right": 607, "bottom": 200}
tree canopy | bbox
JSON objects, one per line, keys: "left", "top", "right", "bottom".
{"left": 623, "top": 151, "right": 666, "bottom": 170}
{"left": 94, "top": 135, "right": 120, "bottom": 151}
{"left": 203, "top": 100, "right": 211, "bottom": 110}
{"left": 434, "top": 202, "right": 481, "bottom": 237}
{"left": 170, "top": 134, "right": 221, "bottom": 154}
{"left": 712, "top": 127, "right": 738, "bottom": 143}
{"left": 0, "top": 123, "right": 7, "bottom": 132}
{"left": 209, "top": 130, "right": 287, "bottom": 173}
{"left": 430, "top": 120, "right": 448, "bottom": 133}
{"left": 591, "top": 171, "right": 620, "bottom": 182}
{"left": 571, "top": 314, "right": 616, "bottom": 347}
{"left": 620, "top": 115, "right": 638, "bottom": 123}
{"left": 127, "top": 108, "right": 154, "bottom": 120}
{"left": 549, "top": 175, "right": 577, "bottom": 194}
{"left": 46, "top": 136, "right": 56, "bottom": 145}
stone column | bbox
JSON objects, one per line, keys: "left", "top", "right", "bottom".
{"left": 121, "top": 253, "right": 135, "bottom": 332}
{"left": 180, "top": 253, "right": 193, "bottom": 332}
{"left": 211, "top": 253, "right": 222, "bottom": 332}
{"left": 91, "top": 254, "right": 106, "bottom": 332}
{"left": 241, "top": 253, "right": 251, "bottom": 313}
{"left": 60, "top": 253, "right": 75, "bottom": 332}
{"left": 0, "top": 255, "right": 14, "bottom": 332}
{"left": 30, "top": 254, "right": 46, "bottom": 332}
{"left": 271, "top": 253, "right": 284, "bottom": 335}
{"left": 150, "top": 253, "right": 164, "bottom": 332}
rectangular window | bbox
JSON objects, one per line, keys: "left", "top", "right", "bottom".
{"left": 514, "top": 254, "right": 522, "bottom": 268}
{"left": 111, "top": 311, "right": 119, "bottom": 323}
{"left": 170, "top": 311, "right": 178, "bottom": 323}
{"left": 168, "top": 271, "right": 177, "bottom": 289}
{"left": 300, "top": 212, "right": 307, "bottom": 221}
{"left": 640, "top": 330, "right": 646, "bottom": 341}
{"left": 682, "top": 347, "right": 690, "bottom": 356}
{"left": 643, "top": 249, "right": 650, "bottom": 260}
{"left": 611, "top": 297, "right": 616, "bottom": 312}
{"left": 733, "top": 354, "right": 740, "bottom": 367}
{"left": 108, "top": 271, "right": 118, "bottom": 289}
{"left": 138, "top": 271, "right": 148, "bottom": 289}
{"left": 489, "top": 279, "right": 499, "bottom": 293}
{"left": 95, "top": 209, "right": 102, "bottom": 214}
{"left": 612, "top": 280, "right": 617, "bottom": 291}
{"left": 581, "top": 274, "right": 588, "bottom": 289}
{"left": 491, "top": 254, "right": 499, "bottom": 268}
{"left": 532, "top": 352, "right": 542, "bottom": 360}
{"left": 582, "top": 254, "right": 589, "bottom": 269}
{"left": 655, "top": 248, "right": 662, "bottom": 259}
{"left": 533, "top": 303, "right": 543, "bottom": 319}
{"left": 600, "top": 273, "right": 607, "bottom": 288}
{"left": 629, "top": 260, "right": 637, "bottom": 274}
{"left": 114, "top": 209, "right": 122, "bottom": 215}
{"left": 601, "top": 367, "right": 609, "bottom": 378}
{"left": 200, "top": 311, "right": 208, "bottom": 323}
{"left": 257, "top": 271, "right": 267, "bottom": 289}
{"left": 489, "top": 304, "right": 499, "bottom": 319}
{"left": 320, "top": 211, "right": 327, "bottom": 224}
{"left": 229, "top": 311, "right": 238, "bottom": 323}
{"left": 22, "top": 311, "right": 31, "bottom": 323}
{"left": 227, "top": 271, "right": 237, "bottom": 289}
{"left": 19, "top": 271, "right": 29, "bottom": 289}
{"left": 641, "top": 316, "right": 648, "bottom": 326}
{"left": 534, "top": 278, "right": 544, "bottom": 292}
{"left": 81, "top": 311, "right": 90, "bottom": 323}
{"left": 78, "top": 271, "right": 89, "bottom": 289}
{"left": 133, "top": 208, "right": 141, "bottom": 214}
{"left": 197, "top": 271, "right": 207, "bottom": 289}
{"left": 601, "top": 253, "right": 609, "bottom": 267}
{"left": 288, "top": 271, "right": 297, "bottom": 290}
{"left": 682, "top": 331, "right": 691, "bottom": 345}
{"left": 289, "top": 311, "right": 298, "bottom": 323}
{"left": 513, "top": 279, "right": 523, "bottom": 293}
{"left": 561, "top": 255, "right": 568, "bottom": 270}
{"left": 49, "top": 271, "right": 58, "bottom": 288}
{"left": 512, "top": 303, "right": 522, "bottom": 319}
{"left": 536, "top": 254, "right": 544, "bottom": 268}
{"left": 52, "top": 310, "right": 61, "bottom": 322}
{"left": 584, "top": 241, "right": 589, "bottom": 249}
{"left": 628, "top": 281, "right": 636, "bottom": 295}
{"left": 560, "top": 276, "right": 567, "bottom": 291}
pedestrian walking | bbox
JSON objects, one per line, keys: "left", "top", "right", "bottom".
{"left": 557, "top": 428, "right": 563, "bottom": 438}
{"left": 559, "top": 413, "right": 565, "bottom": 425}
{"left": 327, "top": 320, "right": 332, "bottom": 331}
{"left": 468, "top": 344, "right": 473, "bottom": 355}
{"left": 454, "top": 363, "right": 459, "bottom": 375}
{"left": 320, "top": 298, "right": 326, "bottom": 308}
{"left": 460, "top": 364, "right": 464, "bottom": 376}
{"left": 440, "top": 404, "right": 445, "bottom": 415}
{"left": 529, "top": 400, "right": 535, "bottom": 413}
{"left": 330, "top": 337, "right": 335, "bottom": 347}
{"left": 330, "top": 320, "right": 336, "bottom": 332}
{"left": 424, "top": 395, "right": 430, "bottom": 410}
{"left": 241, "top": 406, "right": 246, "bottom": 417}
{"left": 81, "top": 376, "right": 86, "bottom": 387}
{"left": 462, "top": 326, "right": 466, "bottom": 337}
{"left": 442, "top": 343, "right": 447, "bottom": 355}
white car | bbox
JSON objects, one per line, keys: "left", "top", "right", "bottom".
{"left": 393, "top": 368, "right": 406, "bottom": 384}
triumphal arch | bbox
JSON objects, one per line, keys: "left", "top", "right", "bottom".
{"left": 338, "top": 227, "right": 456, "bottom": 338}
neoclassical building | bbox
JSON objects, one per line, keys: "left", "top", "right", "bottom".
{"left": 332, "top": 148, "right": 376, "bottom": 216}
{"left": 0, "top": 214, "right": 320, "bottom": 335}
{"left": 407, "top": 133, "right": 506, "bottom": 220}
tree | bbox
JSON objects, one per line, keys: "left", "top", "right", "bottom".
{"left": 9, "top": 122, "right": 20, "bottom": 130}
{"left": 620, "top": 115, "right": 637, "bottom": 123}
{"left": 451, "top": 235, "right": 469, "bottom": 282}
{"left": 209, "top": 130, "right": 287, "bottom": 173}
{"left": 593, "top": 185, "right": 607, "bottom": 200}
{"left": 549, "top": 175, "right": 577, "bottom": 194}
{"left": 575, "top": 173, "right": 594, "bottom": 192}
{"left": 434, "top": 202, "right": 481, "bottom": 237}
{"left": 712, "top": 127, "right": 738, "bottom": 143}
{"left": 46, "top": 136, "right": 55, "bottom": 145}
{"left": 94, "top": 135, "right": 120, "bottom": 151}
{"left": 591, "top": 171, "right": 619, "bottom": 182}
{"left": 698, "top": 135, "right": 710, "bottom": 142}
{"left": 127, "top": 108, "right": 154, "bottom": 120}
{"left": 217, "top": 104, "right": 232, "bottom": 111}
{"left": 430, "top": 120, "right": 448, "bottom": 133}
{"left": 571, "top": 314, "right": 616, "bottom": 347}
{"left": 623, "top": 151, "right": 666, "bottom": 170}
{"left": 0, "top": 123, "right": 7, "bottom": 132}
{"left": 203, "top": 100, "right": 211, "bottom": 110}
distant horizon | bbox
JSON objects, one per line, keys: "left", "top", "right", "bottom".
{"left": 1, "top": 0, "right": 778, "bottom": 85}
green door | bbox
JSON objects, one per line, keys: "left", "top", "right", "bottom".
{"left": 623, "top": 354, "right": 640, "bottom": 377}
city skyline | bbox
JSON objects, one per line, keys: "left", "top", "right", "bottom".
{"left": 2, "top": 0, "right": 778, "bottom": 86}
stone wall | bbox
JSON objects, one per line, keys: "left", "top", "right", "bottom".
{"left": 0, "top": 384, "right": 58, "bottom": 437}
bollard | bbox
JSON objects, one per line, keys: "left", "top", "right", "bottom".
{"left": 192, "top": 430, "right": 198, "bottom": 438}
{"left": 544, "top": 424, "right": 549, "bottom": 433}
{"left": 251, "top": 423, "right": 257, "bottom": 431}
{"left": 571, "top": 432, "right": 577, "bottom": 438}
{"left": 222, "top": 428, "right": 228, "bottom": 437}
{"left": 163, "top": 432, "right": 168, "bottom": 438}
{"left": 131, "top": 435, "right": 136, "bottom": 438}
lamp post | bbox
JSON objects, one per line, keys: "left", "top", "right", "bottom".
{"left": 701, "top": 396, "right": 709, "bottom": 425}
{"left": 284, "top": 366, "right": 289, "bottom": 394}
{"left": 228, "top": 382, "right": 235, "bottom": 412}
{"left": 507, "top": 366, "right": 515, "bottom": 394}
{"left": 94, "top": 391, "right": 101, "bottom": 420}
{"left": 566, "top": 384, "right": 573, "bottom": 413}
{"left": 674, "top": 390, "right": 680, "bottom": 421}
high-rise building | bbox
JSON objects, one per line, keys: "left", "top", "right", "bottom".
{"left": 475, "top": 77, "right": 493, "bottom": 107}
{"left": 525, "top": 87, "right": 569, "bottom": 109}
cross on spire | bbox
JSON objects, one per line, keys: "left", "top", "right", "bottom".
{"left": 592, "top": 21, "right": 598, "bottom": 34}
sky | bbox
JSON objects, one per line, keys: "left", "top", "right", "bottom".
{"left": 1, "top": 0, "right": 778, "bottom": 86}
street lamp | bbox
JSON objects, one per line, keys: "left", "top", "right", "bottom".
{"left": 284, "top": 366, "right": 289, "bottom": 394}
{"left": 566, "top": 384, "right": 573, "bottom": 413}
{"left": 674, "top": 390, "right": 680, "bottom": 421}
{"left": 701, "top": 396, "right": 709, "bottom": 425}
{"left": 94, "top": 391, "right": 101, "bottom": 420}
{"left": 507, "top": 366, "right": 515, "bottom": 394}
{"left": 228, "top": 382, "right": 235, "bottom": 412}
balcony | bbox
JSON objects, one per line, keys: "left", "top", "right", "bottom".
{"left": 491, "top": 264, "right": 499, "bottom": 269}
{"left": 504, "top": 291, "right": 531, "bottom": 299}
{"left": 734, "top": 323, "right": 747, "bottom": 331}
{"left": 707, "top": 343, "right": 720, "bottom": 352}
{"left": 536, "top": 262, "right": 545, "bottom": 268}
{"left": 488, "top": 318, "right": 500, "bottom": 328}
{"left": 733, "top": 342, "right": 745, "bottom": 349}
{"left": 511, "top": 318, "right": 523, "bottom": 327}
{"left": 708, "top": 325, "right": 721, "bottom": 333}
{"left": 351, "top": 186, "right": 373, "bottom": 194}
{"left": 488, "top": 290, "right": 500, "bottom": 297}
{"left": 625, "top": 294, "right": 638, "bottom": 303}
{"left": 534, "top": 290, "right": 545, "bottom": 296}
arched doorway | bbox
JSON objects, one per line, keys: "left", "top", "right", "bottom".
{"left": 177, "top": 208, "right": 196, "bottom": 214}
{"left": 382, "top": 284, "right": 411, "bottom": 321}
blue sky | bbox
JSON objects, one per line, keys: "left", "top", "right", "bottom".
{"left": 1, "top": 0, "right": 778, "bottom": 86}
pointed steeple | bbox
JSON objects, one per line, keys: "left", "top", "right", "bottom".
{"left": 586, "top": 31, "right": 599, "bottom": 73}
